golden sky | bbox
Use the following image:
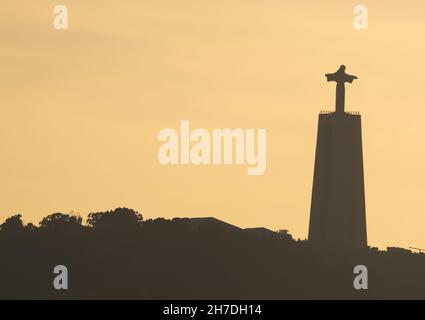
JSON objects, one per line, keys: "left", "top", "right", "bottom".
{"left": 1, "top": 0, "right": 425, "bottom": 249}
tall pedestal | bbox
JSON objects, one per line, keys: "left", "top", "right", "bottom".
{"left": 309, "top": 112, "right": 367, "bottom": 248}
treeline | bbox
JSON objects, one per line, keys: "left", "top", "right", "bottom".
{"left": 0, "top": 207, "right": 143, "bottom": 233}
{"left": 0, "top": 208, "right": 424, "bottom": 300}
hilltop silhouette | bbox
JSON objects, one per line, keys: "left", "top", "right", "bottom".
{"left": 0, "top": 207, "right": 424, "bottom": 300}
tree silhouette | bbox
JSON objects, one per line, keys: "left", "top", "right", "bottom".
{"left": 87, "top": 207, "right": 143, "bottom": 231}
{"left": 0, "top": 214, "right": 24, "bottom": 233}
{"left": 39, "top": 213, "right": 83, "bottom": 232}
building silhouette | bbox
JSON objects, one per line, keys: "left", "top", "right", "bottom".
{"left": 308, "top": 65, "right": 367, "bottom": 248}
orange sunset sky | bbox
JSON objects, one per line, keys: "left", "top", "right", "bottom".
{"left": 1, "top": 1, "right": 425, "bottom": 249}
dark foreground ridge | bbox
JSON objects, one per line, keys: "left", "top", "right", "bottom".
{"left": 0, "top": 207, "right": 424, "bottom": 300}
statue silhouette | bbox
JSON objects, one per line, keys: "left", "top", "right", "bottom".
{"left": 325, "top": 65, "right": 358, "bottom": 114}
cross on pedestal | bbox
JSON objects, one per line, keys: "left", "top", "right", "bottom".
{"left": 326, "top": 65, "right": 357, "bottom": 114}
